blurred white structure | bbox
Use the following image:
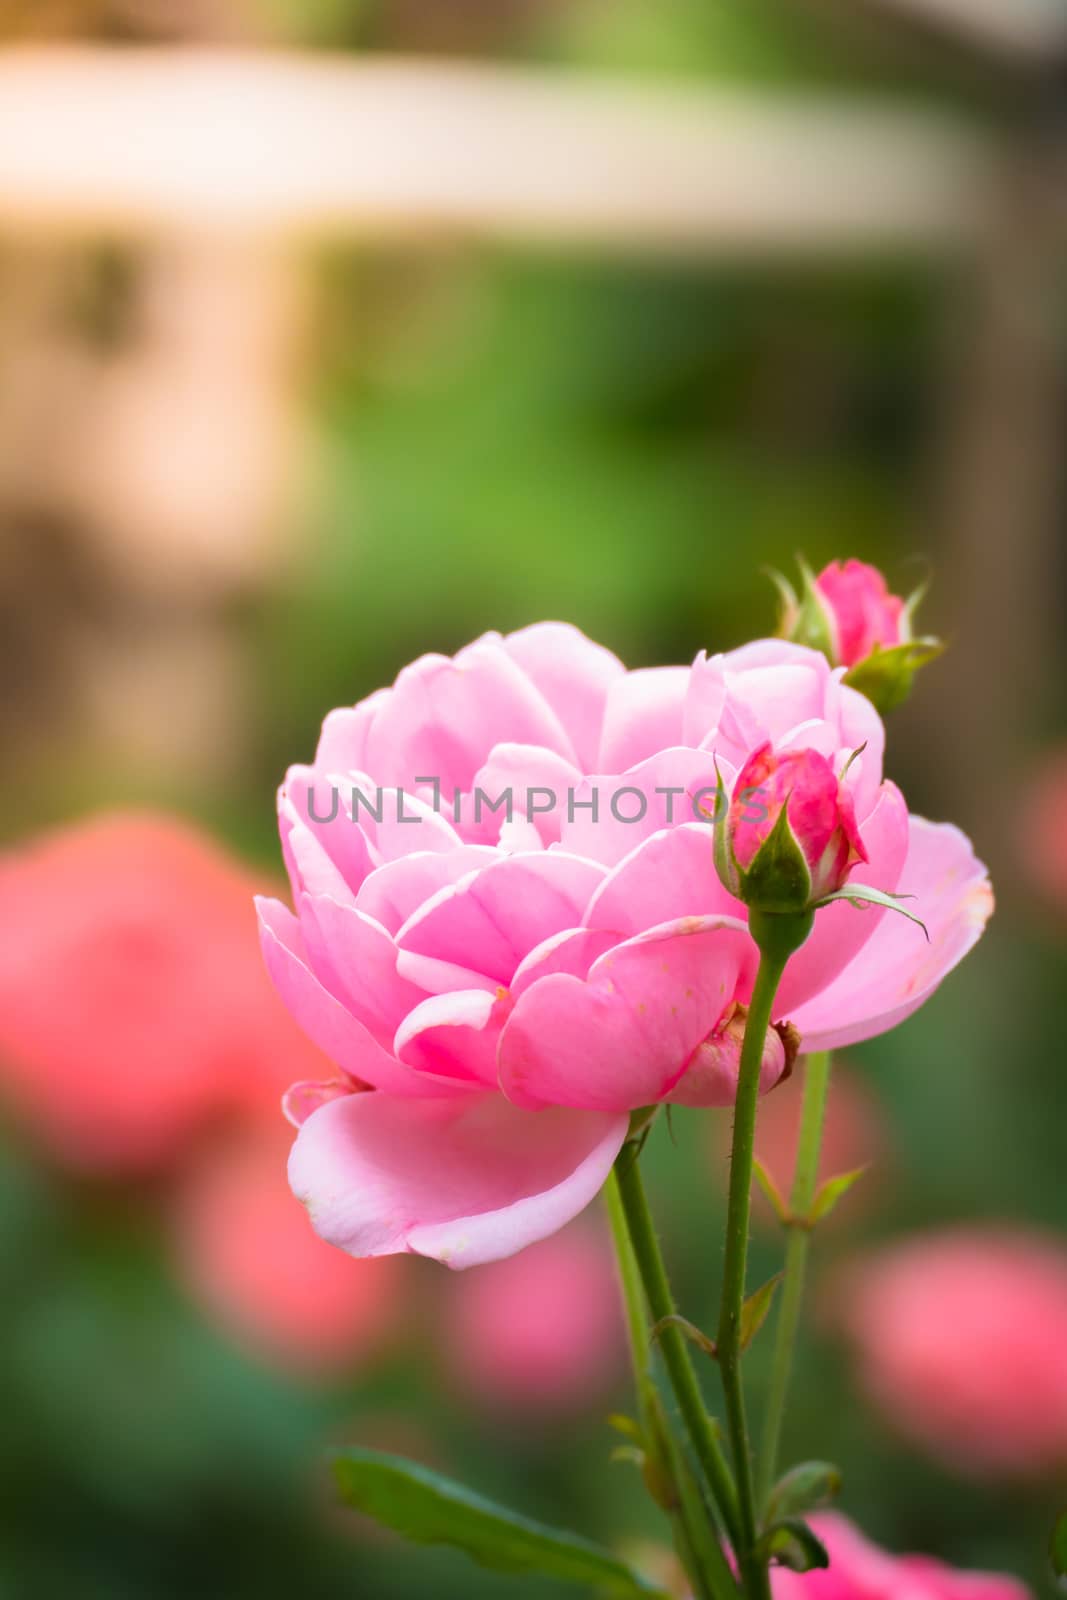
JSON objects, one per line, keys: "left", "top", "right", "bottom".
{"left": 0, "top": 49, "right": 992, "bottom": 254}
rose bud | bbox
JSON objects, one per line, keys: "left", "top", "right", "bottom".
{"left": 773, "top": 558, "right": 943, "bottom": 715}
{"left": 714, "top": 744, "right": 868, "bottom": 915}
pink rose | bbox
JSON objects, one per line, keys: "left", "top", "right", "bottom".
{"left": 259, "top": 625, "right": 991, "bottom": 1266}
{"left": 771, "top": 1513, "right": 1030, "bottom": 1600}
{"left": 171, "top": 1125, "right": 407, "bottom": 1378}
{"left": 812, "top": 560, "right": 907, "bottom": 667}
{"left": 837, "top": 1227, "right": 1067, "bottom": 1478}
{"left": 0, "top": 812, "right": 327, "bottom": 1173}
{"left": 438, "top": 1222, "right": 625, "bottom": 1416}
{"left": 715, "top": 743, "right": 867, "bottom": 911}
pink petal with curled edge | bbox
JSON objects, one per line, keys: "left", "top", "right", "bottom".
{"left": 356, "top": 776, "right": 463, "bottom": 862}
{"left": 282, "top": 766, "right": 376, "bottom": 901}
{"left": 282, "top": 1078, "right": 357, "bottom": 1128}
{"left": 396, "top": 852, "right": 606, "bottom": 986}
{"left": 395, "top": 948, "right": 501, "bottom": 997}
{"left": 469, "top": 743, "right": 583, "bottom": 846}
{"left": 394, "top": 988, "right": 513, "bottom": 1085}
{"left": 288, "top": 1091, "right": 628, "bottom": 1268}
{"left": 355, "top": 846, "right": 500, "bottom": 933}
{"left": 256, "top": 898, "right": 469, "bottom": 1099}
{"left": 501, "top": 622, "right": 625, "bottom": 771}
{"left": 597, "top": 666, "right": 689, "bottom": 771}
{"left": 510, "top": 927, "right": 621, "bottom": 998}
{"left": 789, "top": 817, "right": 993, "bottom": 1052}
{"left": 297, "top": 894, "right": 424, "bottom": 1044}
{"left": 498, "top": 915, "right": 757, "bottom": 1112}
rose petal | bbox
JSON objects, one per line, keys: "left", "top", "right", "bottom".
{"left": 364, "top": 637, "right": 577, "bottom": 797}
{"left": 560, "top": 748, "right": 722, "bottom": 868}
{"left": 498, "top": 914, "right": 757, "bottom": 1111}
{"left": 394, "top": 989, "right": 513, "bottom": 1086}
{"left": 789, "top": 817, "right": 993, "bottom": 1051}
{"left": 257, "top": 898, "right": 467, "bottom": 1099}
{"left": 502, "top": 622, "right": 625, "bottom": 770}
{"left": 354, "top": 846, "right": 500, "bottom": 933}
{"left": 470, "top": 743, "right": 582, "bottom": 846}
{"left": 396, "top": 852, "right": 606, "bottom": 986}
{"left": 597, "top": 666, "right": 689, "bottom": 771}
{"left": 775, "top": 780, "right": 909, "bottom": 1014}
{"left": 288, "top": 1091, "right": 628, "bottom": 1267}
{"left": 584, "top": 822, "right": 737, "bottom": 937}
{"left": 297, "top": 894, "right": 424, "bottom": 1043}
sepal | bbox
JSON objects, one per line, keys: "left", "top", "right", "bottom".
{"left": 765, "top": 1461, "right": 842, "bottom": 1524}
{"left": 815, "top": 882, "right": 929, "bottom": 939}
{"left": 758, "top": 1517, "right": 830, "bottom": 1573}
{"left": 771, "top": 557, "right": 836, "bottom": 659}
{"left": 843, "top": 637, "right": 945, "bottom": 717}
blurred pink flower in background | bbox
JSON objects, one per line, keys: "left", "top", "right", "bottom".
{"left": 1019, "top": 747, "right": 1067, "bottom": 911}
{"left": 0, "top": 811, "right": 325, "bottom": 1173}
{"left": 438, "top": 1222, "right": 624, "bottom": 1416}
{"left": 263, "top": 625, "right": 990, "bottom": 1269}
{"left": 771, "top": 1513, "right": 1030, "bottom": 1600}
{"left": 837, "top": 1227, "right": 1067, "bottom": 1477}
{"left": 172, "top": 1126, "right": 407, "bottom": 1378}
{"left": 709, "top": 1060, "right": 886, "bottom": 1230}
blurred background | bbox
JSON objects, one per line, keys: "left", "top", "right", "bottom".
{"left": 0, "top": 1, "right": 1065, "bottom": 1596}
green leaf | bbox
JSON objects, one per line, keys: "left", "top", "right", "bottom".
{"left": 753, "top": 1157, "right": 789, "bottom": 1224}
{"left": 808, "top": 1167, "right": 868, "bottom": 1225}
{"left": 649, "top": 1313, "right": 717, "bottom": 1360}
{"left": 816, "top": 883, "right": 928, "bottom": 939}
{"left": 332, "top": 1448, "right": 671, "bottom": 1597}
{"left": 739, "top": 1272, "right": 783, "bottom": 1353}
{"left": 759, "top": 1517, "right": 831, "bottom": 1572}
{"left": 766, "top": 1461, "right": 843, "bottom": 1523}
{"left": 1050, "top": 1508, "right": 1067, "bottom": 1588}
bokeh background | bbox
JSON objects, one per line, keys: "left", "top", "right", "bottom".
{"left": 0, "top": 2, "right": 1065, "bottom": 1596}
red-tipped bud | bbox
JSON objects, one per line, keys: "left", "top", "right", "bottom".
{"left": 714, "top": 744, "right": 867, "bottom": 914}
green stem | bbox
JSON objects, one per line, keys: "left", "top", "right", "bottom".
{"left": 756, "top": 1050, "right": 831, "bottom": 1508}
{"left": 611, "top": 1147, "right": 742, "bottom": 1556}
{"left": 605, "top": 1174, "right": 737, "bottom": 1600}
{"left": 716, "top": 949, "right": 787, "bottom": 1600}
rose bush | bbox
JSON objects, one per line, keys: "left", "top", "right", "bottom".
{"left": 258, "top": 624, "right": 991, "bottom": 1267}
